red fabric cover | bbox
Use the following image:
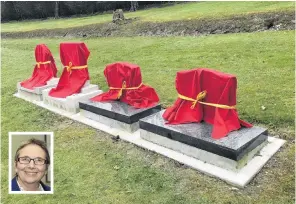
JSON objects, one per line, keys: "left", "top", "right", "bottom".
{"left": 163, "top": 68, "right": 252, "bottom": 139}
{"left": 20, "top": 44, "right": 57, "bottom": 90}
{"left": 91, "top": 62, "right": 159, "bottom": 108}
{"left": 49, "top": 42, "right": 90, "bottom": 98}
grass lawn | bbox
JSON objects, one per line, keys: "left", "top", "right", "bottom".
{"left": 1, "top": 30, "right": 295, "bottom": 203}
{"left": 1, "top": 1, "right": 295, "bottom": 33}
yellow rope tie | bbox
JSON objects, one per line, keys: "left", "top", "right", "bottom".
{"left": 178, "top": 90, "right": 236, "bottom": 109}
{"left": 65, "top": 62, "right": 88, "bottom": 74}
{"left": 36, "top": 61, "right": 51, "bottom": 68}
{"left": 109, "top": 81, "right": 143, "bottom": 99}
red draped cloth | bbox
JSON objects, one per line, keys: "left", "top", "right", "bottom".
{"left": 49, "top": 42, "right": 90, "bottom": 98}
{"left": 163, "top": 68, "right": 252, "bottom": 139}
{"left": 20, "top": 44, "right": 57, "bottom": 90}
{"left": 91, "top": 62, "right": 159, "bottom": 108}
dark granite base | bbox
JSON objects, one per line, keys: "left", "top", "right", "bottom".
{"left": 79, "top": 100, "right": 161, "bottom": 124}
{"left": 139, "top": 110, "right": 268, "bottom": 161}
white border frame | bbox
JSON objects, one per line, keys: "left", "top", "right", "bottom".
{"left": 8, "top": 132, "right": 54, "bottom": 194}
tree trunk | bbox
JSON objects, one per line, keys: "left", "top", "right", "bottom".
{"left": 113, "top": 9, "right": 125, "bottom": 23}
{"left": 54, "top": 1, "right": 59, "bottom": 18}
{"left": 130, "top": 1, "right": 138, "bottom": 12}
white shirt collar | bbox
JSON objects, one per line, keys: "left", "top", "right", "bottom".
{"left": 17, "top": 178, "right": 44, "bottom": 191}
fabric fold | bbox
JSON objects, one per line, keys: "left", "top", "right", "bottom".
{"left": 91, "top": 62, "right": 159, "bottom": 108}
{"left": 49, "top": 42, "right": 90, "bottom": 98}
{"left": 20, "top": 44, "right": 57, "bottom": 90}
{"left": 163, "top": 68, "right": 252, "bottom": 139}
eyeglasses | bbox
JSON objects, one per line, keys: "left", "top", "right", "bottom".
{"left": 17, "top": 157, "right": 47, "bottom": 165}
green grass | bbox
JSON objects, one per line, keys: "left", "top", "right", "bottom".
{"left": 2, "top": 31, "right": 294, "bottom": 129}
{"left": 1, "top": 1, "right": 294, "bottom": 33}
{"left": 1, "top": 31, "right": 295, "bottom": 203}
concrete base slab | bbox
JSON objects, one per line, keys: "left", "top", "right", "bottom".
{"left": 80, "top": 109, "right": 139, "bottom": 133}
{"left": 42, "top": 84, "right": 103, "bottom": 113}
{"left": 79, "top": 101, "right": 161, "bottom": 133}
{"left": 14, "top": 93, "right": 75, "bottom": 117}
{"left": 140, "top": 110, "right": 268, "bottom": 162}
{"left": 16, "top": 78, "right": 59, "bottom": 101}
{"left": 140, "top": 129, "right": 269, "bottom": 172}
{"left": 11, "top": 95, "right": 286, "bottom": 187}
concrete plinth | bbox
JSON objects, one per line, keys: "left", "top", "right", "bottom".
{"left": 139, "top": 110, "right": 268, "bottom": 171}
{"left": 16, "top": 78, "right": 59, "bottom": 101}
{"left": 79, "top": 100, "right": 161, "bottom": 133}
{"left": 42, "top": 81, "right": 102, "bottom": 114}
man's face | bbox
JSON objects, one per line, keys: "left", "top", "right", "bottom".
{"left": 15, "top": 144, "right": 47, "bottom": 185}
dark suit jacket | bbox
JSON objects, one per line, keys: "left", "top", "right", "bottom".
{"left": 11, "top": 176, "right": 51, "bottom": 191}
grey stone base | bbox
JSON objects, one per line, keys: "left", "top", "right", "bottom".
{"left": 139, "top": 110, "right": 267, "bottom": 161}
{"left": 17, "top": 88, "right": 43, "bottom": 101}
{"left": 16, "top": 78, "right": 59, "bottom": 101}
{"left": 80, "top": 109, "right": 139, "bottom": 133}
{"left": 140, "top": 129, "right": 268, "bottom": 172}
{"left": 42, "top": 82, "right": 103, "bottom": 114}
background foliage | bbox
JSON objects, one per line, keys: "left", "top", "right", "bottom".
{"left": 1, "top": 1, "right": 175, "bottom": 21}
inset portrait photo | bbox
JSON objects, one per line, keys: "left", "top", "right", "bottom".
{"left": 9, "top": 132, "right": 54, "bottom": 194}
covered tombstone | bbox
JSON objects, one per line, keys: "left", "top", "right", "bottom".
{"left": 162, "top": 68, "right": 252, "bottom": 139}
{"left": 49, "top": 42, "right": 90, "bottom": 98}
{"left": 91, "top": 62, "right": 159, "bottom": 108}
{"left": 20, "top": 44, "right": 57, "bottom": 89}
